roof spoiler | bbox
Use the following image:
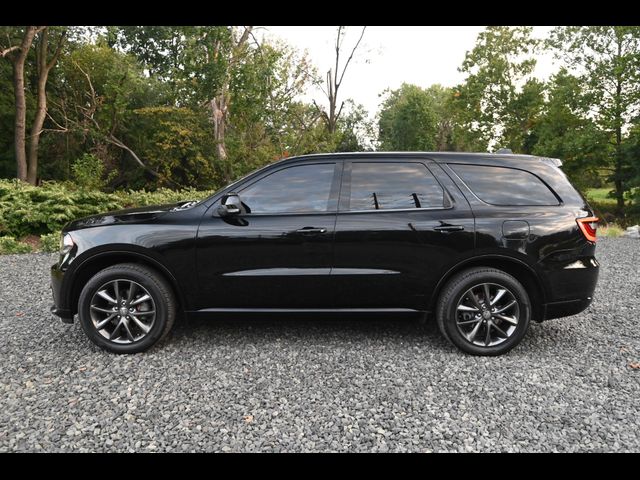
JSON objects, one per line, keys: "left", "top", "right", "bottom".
{"left": 537, "top": 156, "right": 563, "bottom": 168}
{"left": 494, "top": 148, "right": 563, "bottom": 167}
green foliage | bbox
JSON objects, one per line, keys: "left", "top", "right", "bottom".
{"left": 452, "top": 26, "right": 540, "bottom": 152}
{"left": 378, "top": 84, "right": 439, "bottom": 151}
{"left": 129, "top": 107, "right": 217, "bottom": 188}
{"left": 0, "top": 179, "right": 212, "bottom": 238}
{"left": 549, "top": 26, "right": 640, "bottom": 212}
{"left": 71, "top": 153, "right": 117, "bottom": 190}
{"left": 0, "top": 236, "right": 33, "bottom": 254}
{"left": 39, "top": 232, "right": 60, "bottom": 252}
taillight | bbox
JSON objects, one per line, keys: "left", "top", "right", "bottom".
{"left": 577, "top": 216, "right": 599, "bottom": 242}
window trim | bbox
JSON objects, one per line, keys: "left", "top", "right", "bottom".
{"left": 235, "top": 161, "right": 342, "bottom": 216}
{"left": 447, "top": 163, "right": 562, "bottom": 207}
{"left": 338, "top": 159, "right": 452, "bottom": 213}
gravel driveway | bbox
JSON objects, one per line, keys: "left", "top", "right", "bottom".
{"left": 1, "top": 238, "right": 638, "bottom": 452}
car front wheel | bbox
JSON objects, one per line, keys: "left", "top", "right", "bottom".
{"left": 436, "top": 267, "right": 531, "bottom": 356}
{"left": 77, "top": 263, "right": 176, "bottom": 354}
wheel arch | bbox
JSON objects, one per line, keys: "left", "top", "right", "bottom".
{"left": 66, "top": 250, "right": 186, "bottom": 316}
{"left": 429, "top": 255, "right": 547, "bottom": 322}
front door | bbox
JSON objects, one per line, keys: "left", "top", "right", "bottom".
{"left": 195, "top": 161, "right": 341, "bottom": 310}
{"left": 331, "top": 159, "right": 475, "bottom": 310}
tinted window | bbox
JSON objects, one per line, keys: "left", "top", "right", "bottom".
{"left": 347, "top": 162, "right": 445, "bottom": 211}
{"left": 450, "top": 164, "right": 559, "bottom": 206}
{"left": 240, "top": 163, "right": 336, "bottom": 214}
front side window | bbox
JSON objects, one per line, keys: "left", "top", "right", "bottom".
{"left": 239, "top": 163, "right": 336, "bottom": 214}
{"left": 345, "top": 162, "right": 445, "bottom": 211}
{"left": 450, "top": 164, "right": 559, "bottom": 206}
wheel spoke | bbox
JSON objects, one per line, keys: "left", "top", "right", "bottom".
{"left": 133, "top": 310, "right": 155, "bottom": 316}
{"left": 96, "top": 290, "right": 117, "bottom": 305}
{"left": 457, "top": 318, "right": 482, "bottom": 325}
{"left": 114, "top": 280, "right": 121, "bottom": 304}
{"left": 457, "top": 304, "right": 479, "bottom": 312}
{"left": 91, "top": 305, "right": 115, "bottom": 314}
{"left": 494, "top": 300, "right": 517, "bottom": 314}
{"left": 122, "top": 320, "right": 135, "bottom": 342}
{"left": 490, "top": 288, "right": 507, "bottom": 306}
{"left": 484, "top": 322, "right": 491, "bottom": 346}
{"left": 494, "top": 314, "right": 518, "bottom": 326}
{"left": 466, "top": 319, "right": 483, "bottom": 342}
{"left": 490, "top": 321, "right": 509, "bottom": 338}
{"left": 127, "top": 281, "right": 137, "bottom": 303}
{"left": 95, "top": 313, "right": 117, "bottom": 330}
{"left": 468, "top": 290, "right": 484, "bottom": 311}
{"left": 483, "top": 284, "right": 491, "bottom": 305}
{"left": 130, "top": 294, "right": 151, "bottom": 307}
{"left": 129, "top": 314, "right": 151, "bottom": 334}
{"left": 109, "top": 319, "right": 124, "bottom": 340}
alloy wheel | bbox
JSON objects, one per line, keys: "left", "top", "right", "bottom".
{"left": 89, "top": 279, "right": 156, "bottom": 344}
{"left": 455, "top": 282, "right": 520, "bottom": 347}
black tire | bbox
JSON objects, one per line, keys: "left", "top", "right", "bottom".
{"left": 78, "top": 263, "right": 176, "bottom": 354}
{"left": 436, "top": 267, "right": 531, "bottom": 356}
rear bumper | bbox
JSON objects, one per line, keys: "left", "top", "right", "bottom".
{"left": 541, "top": 256, "right": 599, "bottom": 320}
{"left": 51, "top": 262, "right": 74, "bottom": 323}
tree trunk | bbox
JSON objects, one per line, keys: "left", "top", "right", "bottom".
{"left": 27, "top": 28, "right": 66, "bottom": 185}
{"left": 613, "top": 60, "right": 625, "bottom": 218}
{"left": 10, "top": 27, "right": 38, "bottom": 182}
{"left": 211, "top": 95, "right": 229, "bottom": 181}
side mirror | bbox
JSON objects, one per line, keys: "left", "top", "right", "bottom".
{"left": 217, "top": 192, "right": 243, "bottom": 217}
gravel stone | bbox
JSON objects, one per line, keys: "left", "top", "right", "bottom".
{"left": 0, "top": 238, "right": 639, "bottom": 452}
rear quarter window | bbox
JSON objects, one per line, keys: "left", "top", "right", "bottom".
{"left": 449, "top": 164, "right": 560, "bottom": 206}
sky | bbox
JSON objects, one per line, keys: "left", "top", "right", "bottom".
{"left": 258, "top": 26, "right": 558, "bottom": 118}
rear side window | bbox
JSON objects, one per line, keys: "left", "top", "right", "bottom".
{"left": 346, "top": 162, "right": 445, "bottom": 211}
{"left": 450, "top": 164, "right": 559, "bottom": 206}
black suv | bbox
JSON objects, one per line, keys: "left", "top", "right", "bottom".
{"left": 51, "top": 152, "right": 599, "bottom": 355}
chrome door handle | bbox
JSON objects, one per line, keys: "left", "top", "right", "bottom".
{"left": 294, "top": 227, "right": 327, "bottom": 235}
{"left": 433, "top": 225, "right": 465, "bottom": 232}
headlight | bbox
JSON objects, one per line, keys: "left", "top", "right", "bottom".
{"left": 59, "top": 233, "right": 75, "bottom": 263}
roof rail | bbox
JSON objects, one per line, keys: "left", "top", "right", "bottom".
{"left": 495, "top": 148, "right": 513, "bottom": 154}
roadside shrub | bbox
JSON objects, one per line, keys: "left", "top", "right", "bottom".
{"left": 0, "top": 236, "right": 33, "bottom": 254}
{"left": 71, "top": 153, "right": 117, "bottom": 191}
{"left": 40, "top": 232, "right": 60, "bottom": 253}
{"left": 0, "top": 179, "right": 214, "bottom": 238}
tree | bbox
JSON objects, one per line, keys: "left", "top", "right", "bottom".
{"left": 549, "top": 26, "right": 640, "bottom": 215}
{"left": 27, "top": 27, "right": 67, "bottom": 184}
{"left": 49, "top": 43, "right": 172, "bottom": 186}
{"left": 1, "top": 26, "right": 40, "bottom": 182}
{"left": 314, "top": 26, "right": 366, "bottom": 134}
{"left": 452, "top": 26, "right": 540, "bottom": 152}
{"left": 378, "top": 83, "right": 438, "bottom": 151}
{"left": 531, "top": 69, "right": 609, "bottom": 190}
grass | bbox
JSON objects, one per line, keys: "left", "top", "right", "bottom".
{"left": 599, "top": 224, "right": 625, "bottom": 238}
{"left": 585, "top": 187, "right": 618, "bottom": 205}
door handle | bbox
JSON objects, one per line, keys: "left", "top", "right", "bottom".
{"left": 294, "top": 227, "right": 327, "bottom": 235}
{"left": 433, "top": 225, "right": 465, "bottom": 233}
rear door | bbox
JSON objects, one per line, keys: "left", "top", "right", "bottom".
{"left": 331, "top": 158, "right": 475, "bottom": 310}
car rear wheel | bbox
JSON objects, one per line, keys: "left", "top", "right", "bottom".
{"left": 436, "top": 267, "right": 531, "bottom": 356}
{"left": 78, "top": 263, "right": 176, "bottom": 354}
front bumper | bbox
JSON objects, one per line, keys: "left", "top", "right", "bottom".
{"left": 51, "top": 262, "right": 74, "bottom": 323}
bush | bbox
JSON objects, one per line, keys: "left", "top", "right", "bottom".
{"left": 71, "top": 153, "right": 116, "bottom": 191}
{"left": 40, "top": 232, "right": 60, "bottom": 253}
{"left": 0, "top": 179, "right": 214, "bottom": 239}
{"left": 0, "top": 236, "right": 33, "bottom": 254}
